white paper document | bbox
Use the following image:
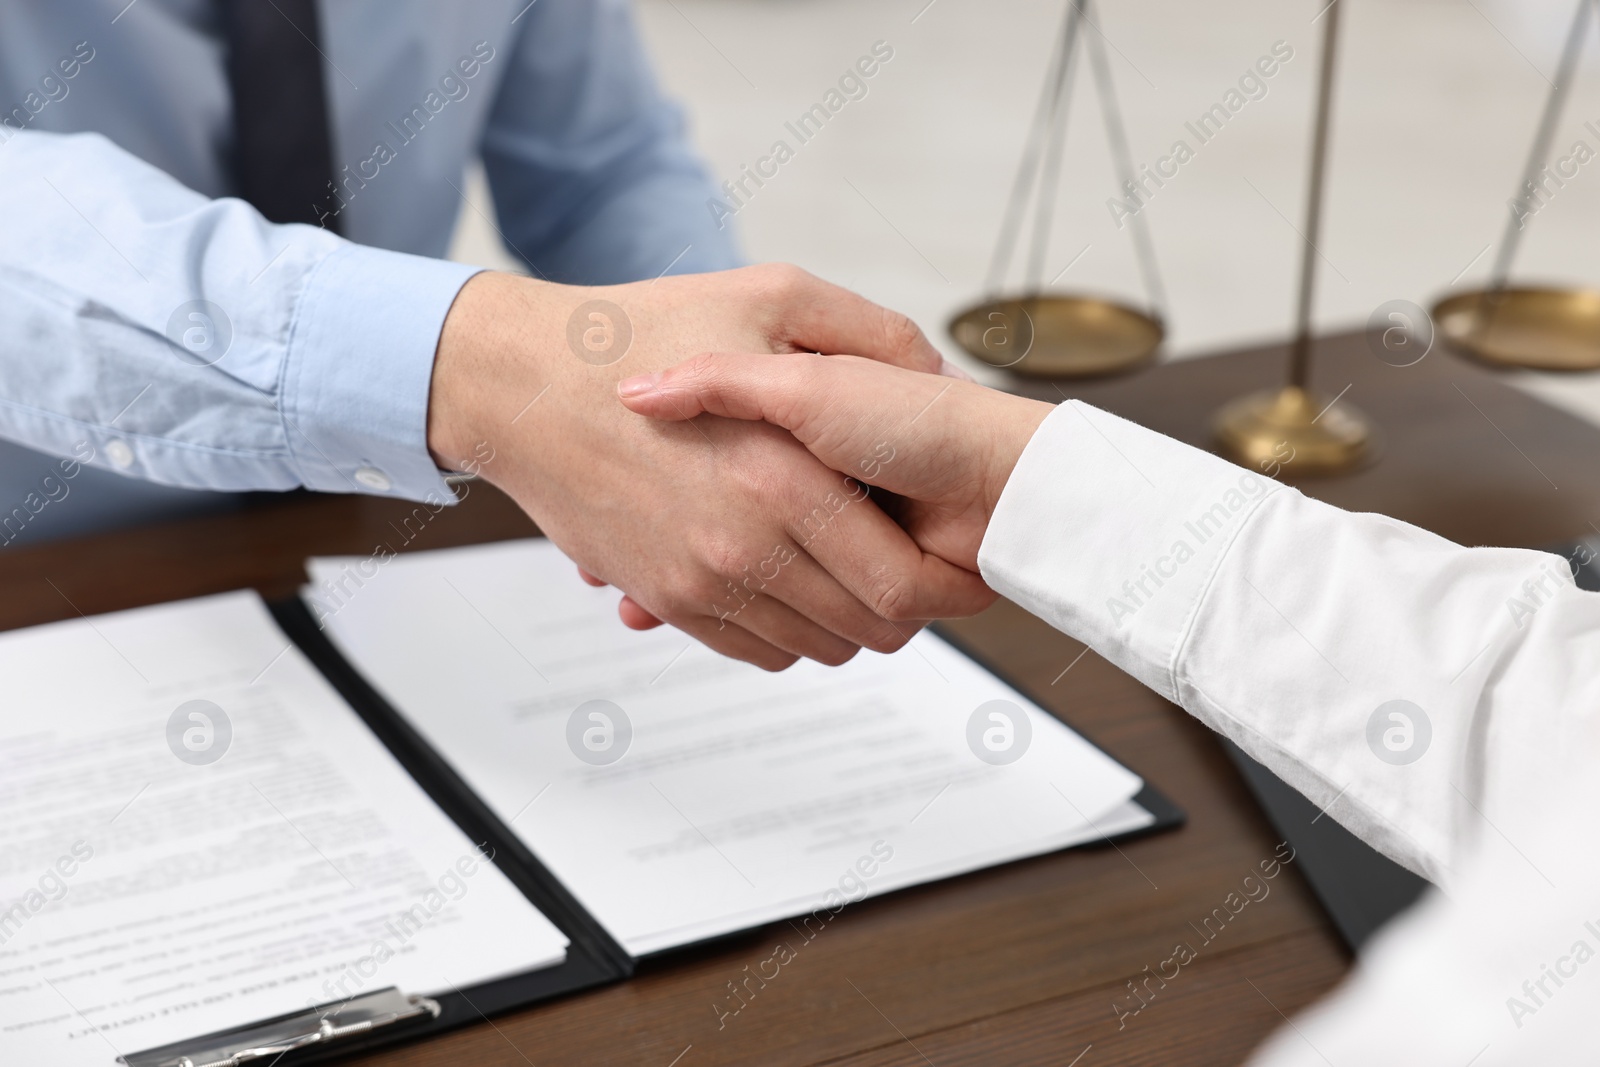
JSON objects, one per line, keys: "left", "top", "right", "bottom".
{"left": 308, "top": 539, "right": 1152, "bottom": 957}
{"left": 0, "top": 592, "right": 567, "bottom": 1066}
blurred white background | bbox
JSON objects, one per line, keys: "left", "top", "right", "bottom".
{"left": 451, "top": 0, "right": 1600, "bottom": 420}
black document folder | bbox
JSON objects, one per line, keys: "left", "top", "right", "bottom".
{"left": 94, "top": 588, "right": 1181, "bottom": 1067}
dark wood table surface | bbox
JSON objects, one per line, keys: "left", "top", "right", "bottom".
{"left": 6, "top": 331, "right": 1599, "bottom": 1066}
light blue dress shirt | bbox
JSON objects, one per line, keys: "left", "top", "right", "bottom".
{"left": 0, "top": 0, "right": 739, "bottom": 541}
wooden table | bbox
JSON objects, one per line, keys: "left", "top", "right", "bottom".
{"left": 7, "top": 331, "right": 1599, "bottom": 1066}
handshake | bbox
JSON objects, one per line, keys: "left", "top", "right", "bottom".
{"left": 427, "top": 264, "right": 1054, "bottom": 670}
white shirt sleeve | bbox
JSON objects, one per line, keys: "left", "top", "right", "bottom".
{"left": 977, "top": 400, "right": 1600, "bottom": 1064}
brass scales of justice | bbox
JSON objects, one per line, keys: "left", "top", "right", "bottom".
{"left": 952, "top": 0, "right": 1600, "bottom": 478}
{"left": 1431, "top": 0, "right": 1600, "bottom": 372}
{"left": 945, "top": 0, "right": 1375, "bottom": 474}
{"left": 947, "top": 0, "right": 1168, "bottom": 379}
{"left": 1209, "top": 0, "right": 1372, "bottom": 476}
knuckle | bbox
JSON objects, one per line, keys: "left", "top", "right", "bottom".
{"left": 745, "top": 263, "right": 815, "bottom": 328}
{"left": 759, "top": 262, "right": 811, "bottom": 298}
{"left": 699, "top": 535, "right": 749, "bottom": 583}
{"left": 676, "top": 351, "right": 732, "bottom": 410}
{"left": 878, "top": 308, "right": 929, "bottom": 360}
{"left": 866, "top": 569, "right": 919, "bottom": 623}
{"left": 727, "top": 442, "right": 790, "bottom": 507}
{"left": 663, "top": 557, "right": 710, "bottom": 595}
{"left": 678, "top": 350, "right": 721, "bottom": 380}
{"left": 862, "top": 618, "right": 911, "bottom": 654}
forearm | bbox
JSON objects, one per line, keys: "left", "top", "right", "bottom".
{"left": 978, "top": 400, "right": 1600, "bottom": 884}
{"left": 0, "top": 129, "right": 475, "bottom": 499}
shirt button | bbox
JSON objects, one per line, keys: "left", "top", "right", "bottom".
{"left": 354, "top": 466, "right": 392, "bottom": 492}
{"left": 105, "top": 439, "right": 135, "bottom": 469}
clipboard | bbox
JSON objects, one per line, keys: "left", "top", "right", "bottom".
{"left": 113, "top": 598, "right": 1182, "bottom": 1067}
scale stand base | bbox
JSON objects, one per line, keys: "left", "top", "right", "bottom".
{"left": 1212, "top": 385, "right": 1375, "bottom": 477}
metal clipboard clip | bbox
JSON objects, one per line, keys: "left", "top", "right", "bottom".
{"left": 117, "top": 987, "right": 441, "bottom": 1067}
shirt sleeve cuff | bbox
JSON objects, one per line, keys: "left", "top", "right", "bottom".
{"left": 976, "top": 400, "right": 1286, "bottom": 702}
{"left": 279, "top": 242, "right": 483, "bottom": 501}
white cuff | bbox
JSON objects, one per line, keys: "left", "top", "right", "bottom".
{"left": 976, "top": 401, "right": 1286, "bottom": 700}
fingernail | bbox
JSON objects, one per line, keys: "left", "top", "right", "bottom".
{"left": 617, "top": 372, "right": 661, "bottom": 398}
{"left": 939, "top": 357, "right": 975, "bottom": 382}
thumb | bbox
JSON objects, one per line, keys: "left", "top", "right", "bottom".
{"left": 616, "top": 351, "right": 827, "bottom": 431}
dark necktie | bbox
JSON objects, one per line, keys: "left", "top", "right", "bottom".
{"left": 222, "top": 0, "right": 341, "bottom": 233}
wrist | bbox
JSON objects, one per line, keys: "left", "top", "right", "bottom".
{"left": 427, "top": 271, "right": 564, "bottom": 472}
{"left": 980, "top": 393, "right": 1053, "bottom": 517}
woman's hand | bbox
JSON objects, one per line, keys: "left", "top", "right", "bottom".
{"left": 618, "top": 351, "right": 1053, "bottom": 578}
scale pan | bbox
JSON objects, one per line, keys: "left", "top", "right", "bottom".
{"left": 948, "top": 294, "right": 1162, "bottom": 378}
{"left": 1433, "top": 287, "right": 1600, "bottom": 371}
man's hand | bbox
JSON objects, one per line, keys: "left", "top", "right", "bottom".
{"left": 425, "top": 267, "right": 993, "bottom": 671}
{"left": 616, "top": 351, "right": 1053, "bottom": 577}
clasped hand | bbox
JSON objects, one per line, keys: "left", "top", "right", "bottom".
{"left": 615, "top": 351, "right": 1052, "bottom": 639}
{"left": 428, "top": 266, "right": 1045, "bottom": 671}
